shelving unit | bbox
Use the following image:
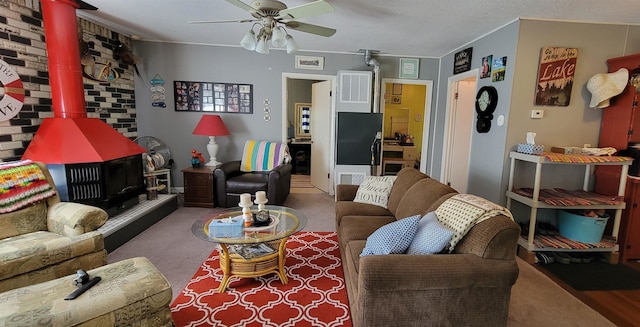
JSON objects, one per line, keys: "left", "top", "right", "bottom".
{"left": 506, "top": 151, "right": 632, "bottom": 263}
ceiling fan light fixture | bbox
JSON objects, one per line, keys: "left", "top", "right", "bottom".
{"left": 271, "top": 26, "right": 287, "bottom": 47}
{"left": 255, "top": 35, "right": 269, "bottom": 54}
{"left": 285, "top": 34, "right": 299, "bottom": 54}
{"left": 240, "top": 29, "right": 257, "bottom": 50}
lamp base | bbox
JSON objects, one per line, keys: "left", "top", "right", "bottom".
{"left": 205, "top": 136, "right": 221, "bottom": 167}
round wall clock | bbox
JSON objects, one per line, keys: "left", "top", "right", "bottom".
{"left": 475, "top": 86, "right": 498, "bottom": 115}
{"left": 475, "top": 86, "right": 498, "bottom": 133}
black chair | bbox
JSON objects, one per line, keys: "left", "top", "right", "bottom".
{"left": 213, "top": 140, "right": 292, "bottom": 208}
{"left": 214, "top": 161, "right": 292, "bottom": 207}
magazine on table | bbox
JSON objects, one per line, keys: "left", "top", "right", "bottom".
{"left": 225, "top": 243, "right": 275, "bottom": 260}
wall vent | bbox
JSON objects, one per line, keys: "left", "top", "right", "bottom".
{"left": 338, "top": 172, "right": 367, "bottom": 185}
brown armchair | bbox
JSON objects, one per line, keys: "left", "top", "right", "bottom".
{"left": 214, "top": 140, "right": 292, "bottom": 208}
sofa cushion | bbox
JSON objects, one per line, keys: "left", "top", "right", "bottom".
{"left": 407, "top": 212, "right": 453, "bottom": 255}
{"left": 360, "top": 215, "right": 421, "bottom": 256}
{"left": 0, "top": 231, "right": 105, "bottom": 280}
{"left": 386, "top": 168, "right": 429, "bottom": 215}
{"left": 335, "top": 202, "right": 392, "bottom": 227}
{"left": 395, "top": 178, "right": 457, "bottom": 220}
{"left": 338, "top": 215, "right": 395, "bottom": 245}
{"left": 353, "top": 176, "right": 396, "bottom": 209}
{"left": 226, "top": 173, "right": 269, "bottom": 193}
{"left": 0, "top": 203, "right": 47, "bottom": 240}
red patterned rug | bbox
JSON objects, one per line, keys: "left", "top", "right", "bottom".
{"left": 170, "top": 232, "right": 352, "bottom": 327}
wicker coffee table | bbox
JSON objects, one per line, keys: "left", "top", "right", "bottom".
{"left": 192, "top": 205, "right": 307, "bottom": 292}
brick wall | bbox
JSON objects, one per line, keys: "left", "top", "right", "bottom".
{"left": 0, "top": 0, "right": 137, "bottom": 162}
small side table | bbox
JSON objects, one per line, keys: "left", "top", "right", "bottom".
{"left": 182, "top": 166, "right": 216, "bottom": 207}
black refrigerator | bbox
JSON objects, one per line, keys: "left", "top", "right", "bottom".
{"left": 336, "top": 112, "right": 383, "bottom": 165}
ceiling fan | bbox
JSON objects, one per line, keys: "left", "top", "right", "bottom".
{"left": 189, "top": 0, "right": 337, "bottom": 53}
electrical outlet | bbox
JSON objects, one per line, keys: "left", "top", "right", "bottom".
{"left": 531, "top": 109, "right": 544, "bottom": 119}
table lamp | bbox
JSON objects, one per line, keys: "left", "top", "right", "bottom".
{"left": 192, "top": 114, "right": 230, "bottom": 166}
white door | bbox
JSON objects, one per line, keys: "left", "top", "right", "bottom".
{"left": 441, "top": 71, "right": 476, "bottom": 193}
{"left": 310, "top": 80, "right": 332, "bottom": 192}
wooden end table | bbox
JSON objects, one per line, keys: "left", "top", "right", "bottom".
{"left": 192, "top": 205, "right": 308, "bottom": 292}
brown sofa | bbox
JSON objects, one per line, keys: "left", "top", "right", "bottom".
{"left": 335, "top": 168, "right": 521, "bottom": 327}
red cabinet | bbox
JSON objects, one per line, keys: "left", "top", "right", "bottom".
{"left": 596, "top": 53, "right": 640, "bottom": 261}
{"left": 619, "top": 177, "right": 640, "bottom": 260}
{"left": 598, "top": 53, "right": 640, "bottom": 150}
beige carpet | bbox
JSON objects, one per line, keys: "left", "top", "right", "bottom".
{"left": 107, "top": 192, "right": 614, "bottom": 326}
{"left": 508, "top": 258, "right": 614, "bottom": 326}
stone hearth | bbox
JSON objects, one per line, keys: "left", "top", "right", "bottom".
{"left": 98, "top": 193, "right": 178, "bottom": 252}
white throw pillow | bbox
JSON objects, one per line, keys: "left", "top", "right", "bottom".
{"left": 407, "top": 212, "right": 454, "bottom": 255}
{"left": 360, "top": 215, "right": 421, "bottom": 256}
{"left": 353, "top": 176, "right": 397, "bottom": 209}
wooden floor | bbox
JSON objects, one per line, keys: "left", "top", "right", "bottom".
{"left": 535, "top": 259, "right": 640, "bottom": 326}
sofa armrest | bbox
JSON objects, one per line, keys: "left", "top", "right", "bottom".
{"left": 268, "top": 163, "right": 292, "bottom": 205}
{"left": 47, "top": 202, "right": 108, "bottom": 237}
{"left": 336, "top": 184, "right": 359, "bottom": 201}
{"left": 358, "top": 254, "right": 518, "bottom": 291}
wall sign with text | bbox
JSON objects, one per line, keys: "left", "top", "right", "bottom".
{"left": 534, "top": 46, "right": 578, "bottom": 106}
{"left": 453, "top": 47, "right": 473, "bottom": 74}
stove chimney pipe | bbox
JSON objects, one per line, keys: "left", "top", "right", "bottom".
{"left": 41, "top": 0, "right": 86, "bottom": 119}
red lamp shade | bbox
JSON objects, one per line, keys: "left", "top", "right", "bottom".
{"left": 192, "top": 115, "right": 230, "bottom": 136}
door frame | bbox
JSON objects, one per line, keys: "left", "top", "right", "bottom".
{"left": 380, "top": 78, "right": 433, "bottom": 174}
{"left": 281, "top": 73, "right": 337, "bottom": 193}
{"left": 440, "top": 68, "right": 478, "bottom": 188}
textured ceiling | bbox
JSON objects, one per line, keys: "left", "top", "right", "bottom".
{"left": 80, "top": 0, "right": 640, "bottom": 58}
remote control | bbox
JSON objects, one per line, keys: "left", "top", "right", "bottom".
{"left": 65, "top": 276, "right": 101, "bottom": 300}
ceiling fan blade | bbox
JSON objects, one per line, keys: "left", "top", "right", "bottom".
{"left": 75, "top": 0, "right": 98, "bottom": 10}
{"left": 188, "top": 19, "right": 257, "bottom": 24}
{"left": 285, "top": 21, "right": 336, "bottom": 37}
{"left": 277, "top": 0, "right": 334, "bottom": 20}
{"left": 225, "top": 0, "right": 261, "bottom": 16}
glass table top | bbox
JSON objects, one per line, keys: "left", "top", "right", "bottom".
{"left": 192, "top": 205, "right": 308, "bottom": 244}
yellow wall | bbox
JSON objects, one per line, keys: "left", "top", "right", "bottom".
{"left": 383, "top": 83, "right": 426, "bottom": 152}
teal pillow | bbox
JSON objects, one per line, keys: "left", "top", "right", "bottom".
{"left": 360, "top": 215, "right": 421, "bottom": 256}
{"left": 407, "top": 212, "right": 454, "bottom": 255}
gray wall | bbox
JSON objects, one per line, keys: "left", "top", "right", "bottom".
{"left": 132, "top": 42, "right": 439, "bottom": 187}
{"left": 434, "top": 19, "right": 640, "bottom": 206}
{"left": 435, "top": 21, "right": 520, "bottom": 203}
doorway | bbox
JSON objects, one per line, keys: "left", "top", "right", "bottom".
{"left": 281, "top": 73, "right": 336, "bottom": 194}
{"left": 440, "top": 69, "right": 477, "bottom": 193}
{"left": 380, "top": 78, "right": 433, "bottom": 175}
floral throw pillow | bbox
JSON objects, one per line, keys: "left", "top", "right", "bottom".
{"left": 353, "top": 176, "right": 397, "bottom": 209}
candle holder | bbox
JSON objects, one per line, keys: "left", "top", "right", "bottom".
{"left": 238, "top": 202, "right": 253, "bottom": 227}
{"left": 254, "top": 198, "right": 267, "bottom": 211}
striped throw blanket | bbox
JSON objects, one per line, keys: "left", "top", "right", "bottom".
{"left": 240, "top": 140, "right": 290, "bottom": 172}
{"left": 0, "top": 160, "right": 56, "bottom": 213}
{"left": 435, "top": 194, "right": 513, "bottom": 252}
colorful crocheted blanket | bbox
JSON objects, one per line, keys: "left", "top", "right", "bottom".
{"left": 240, "top": 140, "right": 290, "bottom": 172}
{"left": 0, "top": 160, "right": 56, "bottom": 213}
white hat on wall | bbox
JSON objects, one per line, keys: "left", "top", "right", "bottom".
{"left": 587, "top": 68, "right": 629, "bottom": 109}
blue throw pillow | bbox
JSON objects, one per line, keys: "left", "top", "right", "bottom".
{"left": 406, "top": 212, "right": 454, "bottom": 255}
{"left": 360, "top": 215, "right": 421, "bottom": 256}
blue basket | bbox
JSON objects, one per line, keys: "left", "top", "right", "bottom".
{"left": 557, "top": 210, "right": 608, "bottom": 244}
